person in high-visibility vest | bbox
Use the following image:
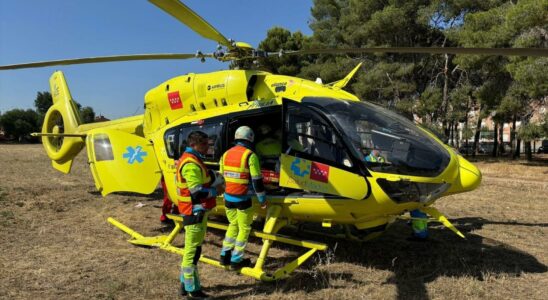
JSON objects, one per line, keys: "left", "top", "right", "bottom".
{"left": 255, "top": 125, "right": 282, "bottom": 160}
{"left": 176, "top": 131, "right": 219, "bottom": 298}
{"left": 219, "top": 126, "right": 267, "bottom": 269}
{"left": 410, "top": 209, "right": 428, "bottom": 239}
{"left": 365, "top": 149, "right": 385, "bottom": 163}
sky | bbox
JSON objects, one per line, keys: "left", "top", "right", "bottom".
{"left": 0, "top": 0, "right": 314, "bottom": 119}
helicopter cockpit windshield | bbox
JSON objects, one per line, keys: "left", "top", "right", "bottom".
{"left": 302, "top": 98, "right": 450, "bottom": 177}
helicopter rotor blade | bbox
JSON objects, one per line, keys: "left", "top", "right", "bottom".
{"left": 149, "top": 0, "right": 234, "bottom": 50}
{"left": 276, "top": 47, "right": 548, "bottom": 57}
{"left": 0, "top": 53, "right": 212, "bottom": 70}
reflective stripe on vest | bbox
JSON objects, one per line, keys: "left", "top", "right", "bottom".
{"left": 176, "top": 152, "right": 212, "bottom": 215}
{"left": 222, "top": 145, "right": 253, "bottom": 195}
{"left": 368, "top": 154, "right": 385, "bottom": 163}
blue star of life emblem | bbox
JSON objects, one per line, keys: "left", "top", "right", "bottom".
{"left": 290, "top": 158, "right": 310, "bottom": 177}
{"left": 123, "top": 146, "right": 147, "bottom": 164}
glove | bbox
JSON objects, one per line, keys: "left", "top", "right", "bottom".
{"left": 192, "top": 204, "right": 205, "bottom": 223}
{"left": 209, "top": 170, "right": 225, "bottom": 188}
{"left": 192, "top": 204, "right": 205, "bottom": 213}
{"left": 208, "top": 188, "right": 217, "bottom": 198}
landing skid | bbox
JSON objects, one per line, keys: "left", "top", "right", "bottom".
{"left": 108, "top": 205, "right": 326, "bottom": 281}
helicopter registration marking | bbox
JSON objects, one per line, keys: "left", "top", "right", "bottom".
{"left": 167, "top": 91, "right": 183, "bottom": 110}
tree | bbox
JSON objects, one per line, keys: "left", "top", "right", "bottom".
{"left": 80, "top": 106, "right": 96, "bottom": 124}
{"left": 303, "top": 0, "right": 448, "bottom": 117}
{"left": 0, "top": 109, "right": 40, "bottom": 142}
{"left": 32, "top": 90, "right": 97, "bottom": 124}
{"left": 34, "top": 91, "right": 53, "bottom": 116}
{"left": 518, "top": 122, "right": 543, "bottom": 161}
{"left": 257, "top": 27, "right": 311, "bottom": 76}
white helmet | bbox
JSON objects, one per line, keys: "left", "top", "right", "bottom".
{"left": 235, "top": 126, "right": 254, "bottom": 143}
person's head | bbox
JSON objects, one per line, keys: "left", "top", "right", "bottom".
{"left": 234, "top": 126, "right": 254, "bottom": 143}
{"left": 258, "top": 124, "right": 272, "bottom": 137}
{"left": 371, "top": 149, "right": 380, "bottom": 157}
{"left": 187, "top": 131, "right": 209, "bottom": 155}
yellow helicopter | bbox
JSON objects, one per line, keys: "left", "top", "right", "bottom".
{"left": 2, "top": 0, "right": 547, "bottom": 282}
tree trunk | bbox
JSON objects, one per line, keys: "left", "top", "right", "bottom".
{"left": 492, "top": 122, "right": 498, "bottom": 157}
{"left": 473, "top": 105, "right": 482, "bottom": 157}
{"left": 442, "top": 54, "right": 450, "bottom": 138}
{"left": 498, "top": 122, "right": 505, "bottom": 155}
{"left": 448, "top": 121, "right": 454, "bottom": 146}
{"left": 515, "top": 138, "right": 521, "bottom": 158}
{"left": 525, "top": 141, "right": 532, "bottom": 161}
{"left": 511, "top": 115, "right": 516, "bottom": 159}
{"left": 464, "top": 96, "right": 471, "bottom": 151}
{"left": 455, "top": 122, "right": 460, "bottom": 149}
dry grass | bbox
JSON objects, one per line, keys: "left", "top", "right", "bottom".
{"left": 0, "top": 144, "right": 546, "bottom": 300}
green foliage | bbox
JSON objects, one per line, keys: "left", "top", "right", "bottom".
{"left": 34, "top": 91, "right": 53, "bottom": 115}
{"left": 0, "top": 109, "right": 40, "bottom": 141}
{"left": 461, "top": 127, "right": 474, "bottom": 140}
{"left": 419, "top": 122, "right": 447, "bottom": 141}
{"left": 257, "top": 27, "right": 310, "bottom": 76}
{"left": 417, "top": 86, "right": 443, "bottom": 120}
{"left": 80, "top": 106, "right": 96, "bottom": 124}
{"left": 256, "top": 0, "right": 546, "bottom": 137}
{"left": 541, "top": 114, "right": 548, "bottom": 138}
{"left": 518, "top": 122, "right": 543, "bottom": 142}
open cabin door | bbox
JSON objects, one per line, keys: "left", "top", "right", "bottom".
{"left": 86, "top": 129, "right": 161, "bottom": 196}
{"left": 278, "top": 99, "right": 369, "bottom": 200}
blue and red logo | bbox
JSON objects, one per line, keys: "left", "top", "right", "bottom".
{"left": 290, "top": 158, "right": 330, "bottom": 183}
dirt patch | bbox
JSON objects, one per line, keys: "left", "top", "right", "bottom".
{"left": 0, "top": 144, "right": 547, "bottom": 299}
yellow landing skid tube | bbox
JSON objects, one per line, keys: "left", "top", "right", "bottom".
{"left": 107, "top": 205, "right": 327, "bottom": 281}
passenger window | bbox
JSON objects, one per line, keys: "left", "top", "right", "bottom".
{"left": 164, "top": 120, "right": 224, "bottom": 163}
{"left": 285, "top": 105, "right": 352, "bottom": 167}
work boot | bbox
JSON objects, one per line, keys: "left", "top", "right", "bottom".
{"left": 230, "top": 258, "right": 252, "bottom": 270}
{"left": 180, "top": 283, "right": 188, "bottom": 297}
{"left": 220, "top": 251, "right": 232, "bottom": 266}
{"left": 187, "top": 289, "right": 209, "bottom": 299}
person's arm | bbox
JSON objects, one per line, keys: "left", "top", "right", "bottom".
{"left": 248, "top": 152, "right": 266, "bottom": 205}
{"left": 181, "top": 163, "right": 216, "bottom": 209}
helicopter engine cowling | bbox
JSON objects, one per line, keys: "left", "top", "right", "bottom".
{"left": 143, "top": 70, "right": 252, "bottom": 134}
{"left": 41, "top": 71, "right": 85, "bottom": 173}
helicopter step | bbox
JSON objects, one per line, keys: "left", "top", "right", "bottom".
{"left": 108, "top": 205, "right": 327, "bottom": 281}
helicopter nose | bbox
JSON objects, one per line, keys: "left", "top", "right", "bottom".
{"left": 456, "top": 155, "right": 482, "bottom": 192}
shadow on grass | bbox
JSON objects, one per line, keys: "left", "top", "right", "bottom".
{"left": 89, "top": 189, "right": 164, "bottom": 200}
{"left": 204, "top": 217, "right": 546, "bottom": 299}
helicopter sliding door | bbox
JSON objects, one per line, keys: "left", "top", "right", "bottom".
{"left": 86, "top": 129, "right": 162, "bottom": 196}
{"left": 279, "top": 100, "right": 369, "bottom": 200}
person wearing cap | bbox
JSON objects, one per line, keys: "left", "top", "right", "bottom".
{"left": 176, "top": 131, "right": 219, "bottom": 299}
{"left": 219, "top": 126, "right": 267, "bottom": 269}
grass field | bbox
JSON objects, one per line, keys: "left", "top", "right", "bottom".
{"left": 0, "top": 144, "right": 546, "bottom": 299}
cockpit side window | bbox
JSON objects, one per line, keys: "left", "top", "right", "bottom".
{"left": 285, "top": 104, "right": 353, "bottom": 168}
